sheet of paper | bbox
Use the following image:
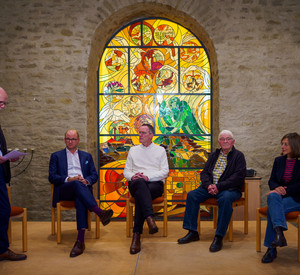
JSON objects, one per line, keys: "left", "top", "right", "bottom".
{"left": 2, "top": 150, "right": 28, "bottom": 160}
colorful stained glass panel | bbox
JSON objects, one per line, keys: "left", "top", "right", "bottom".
{"left": 98, "top": 18, "right": 212, "bottom": 218}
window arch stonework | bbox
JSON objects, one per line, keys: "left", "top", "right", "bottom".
{"left": 87, "top": 4, "right": 219, "bottom": 218}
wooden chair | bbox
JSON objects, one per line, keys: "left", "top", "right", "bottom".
{"left": 51, "top": 184, "right": 100, "bottom": 243}
{"left": 256, "top": 207, "right": 300, "bottom": 262}
{"left": 197, "top": 180, "right": 248, "bottom": 241}
{"left": 7, "top": 186, "right": 27, "bottom": 252}
{"left": 126, "top": 182, "right": 168, "bottom": 237}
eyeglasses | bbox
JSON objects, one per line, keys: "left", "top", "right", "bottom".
{"left": 219, "top": 138, "right": 233, "bottom": 142}
{"left": 65, "top": 138, "right": 78, "bottom": 142}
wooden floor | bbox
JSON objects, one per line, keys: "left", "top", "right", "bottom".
{"left": 1, "top": 220, "right": 299, "bottom": 275}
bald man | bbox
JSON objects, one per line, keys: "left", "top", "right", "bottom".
{"left": 49, "top": 129, "right": 113, "bottom": 257}
{"left": 0, "top": 87, "right": 27, "bottom": 261}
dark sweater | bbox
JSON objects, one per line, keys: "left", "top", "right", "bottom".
{"left": 200, "top": 146, "right": 246, "bottom": 192}
{"left": 268, "top": 155, "right": 300, "bottom": 203}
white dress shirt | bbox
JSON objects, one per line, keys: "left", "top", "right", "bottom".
{"left": 65, "top": 148, "right": 83, "bottom": 182}
{"left": 123, "top": 143, "right": 169, "bottom": 182}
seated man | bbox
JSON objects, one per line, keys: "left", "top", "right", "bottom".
{"left": 123, "top": 124, "right": 169, "bottom": 254}
{"left": 178, "top": 130, "right": 246, "bottom": 252}
{"left": 49, "top": 129, "right": 113, "bottom": 257}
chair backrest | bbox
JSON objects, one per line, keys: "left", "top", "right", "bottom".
{"left": 7, "top": 185, "right": 11, "bottom": 203}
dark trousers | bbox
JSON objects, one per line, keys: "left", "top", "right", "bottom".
{"left": 0, "top": 166, "right": 10, "bottom": 254}
{"left": 128, "top": 178, "right": 163, "bottom": 234}
{"left": 59, "top": 181, "right": 98, "bottom": 230}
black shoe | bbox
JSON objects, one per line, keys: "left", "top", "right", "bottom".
{"left": 99, "top": 209, "right": 113, "bottom": 226}
{"left": 271, "top": 226, "right": 287, "bottom": 247}
{"left": 146, "top": 216, "right": 158, "bottom": 234}
{"left": 262, "top": 247, "right": 277, "bottom": 263}
{"left": 130, "top": 232, "right": 141, "bottom": 254}
{"left": 178, "top": 231, "right": 199, "bottom": 244}
{"left": 0, "top": 249, "right": 27, "bottom": 261}
{"left": 70, "top": 240, "right": 85, "bottom": 258}
{"left": 209, "top": 235, "right": 223, "bottom": 252}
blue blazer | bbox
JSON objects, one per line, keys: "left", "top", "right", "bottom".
{"left": 268, "top": 155, "right": 300, "bottom": 202}
{"left": 49, "top": 149, "right": 98, "bottom": 207}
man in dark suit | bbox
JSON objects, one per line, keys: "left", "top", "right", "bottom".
{"left": 49, "top": 129, "right": 113, "bottom": 257}
{"left": 0, "top": 87, "right": 27, "bottom": 261}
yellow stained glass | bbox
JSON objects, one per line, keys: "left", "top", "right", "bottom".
{"left": 98, "top": 18, "right": 212, "bottom": 218}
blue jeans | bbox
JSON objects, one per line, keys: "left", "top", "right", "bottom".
{"left": 183, "top": 186, "right": 241, "bottom": 237}
{"left": 264, "top": 193, "right": 300, "bottom": 247}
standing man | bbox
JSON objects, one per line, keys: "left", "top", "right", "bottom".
{"left": 178, "top": 130, "right": 246, "bottom": 252}
{"left": 49, "top": 129, "right": 113, "bottom": 257}
{"left": 124, "top": 124, "right": 169, "bottom": 254}
{"left": 0, "top": 87, "right": 27, "bottom": 261}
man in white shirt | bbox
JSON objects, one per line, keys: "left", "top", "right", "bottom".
{"left": 124, "top": 124, "right": 169, "bottom": 254}
{"left": 49, "top": 129, "right": 113, "bottom": 257}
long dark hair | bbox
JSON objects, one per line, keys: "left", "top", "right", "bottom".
{"left": 281, "top": 132, "right": 300, "bottom": 158}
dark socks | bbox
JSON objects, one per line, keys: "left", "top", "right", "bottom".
{"left": 77, "top": 229, "right": 85, "bottom": 243}
{"left": 91, "top": 206, "right": 103, "bottom": 217}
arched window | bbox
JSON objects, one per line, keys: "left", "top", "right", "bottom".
{"left": 98, "top": 18, "right": 212, "bottom": 218}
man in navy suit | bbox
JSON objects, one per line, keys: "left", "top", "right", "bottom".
{"left": 49, "top": 129, "right": 113, "bottom": 257}
{"left": 0, "top": 87, "right": 27, "bottom": 261}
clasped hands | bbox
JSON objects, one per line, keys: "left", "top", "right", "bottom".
{"left": 131, "top": 172, "right": 149, "bottom": 182}
{"left": 68, "top": 174, "right": 88, "bottom": 185}
{"left": 208, "top": 184, "right": 219, "bottom": 195}
{"left": 267, "top": 186, "right": 287, "bottom": 196}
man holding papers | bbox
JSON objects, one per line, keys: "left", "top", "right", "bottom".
{"left": 0, "top": 87, "right": 27, "bottom": 261}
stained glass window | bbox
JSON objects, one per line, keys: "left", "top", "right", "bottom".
{"left": 98, "top": 18, "right": 212, "bottom": 218}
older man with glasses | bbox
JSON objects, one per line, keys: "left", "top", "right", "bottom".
{"left": 0, "top": 87, "right": 27, "bottom": 261}
{"left": 49, "top": 129, "right": 113, "bottom": 257}
{"left": 177, "top": 130, "right": 246, "bottom": 252}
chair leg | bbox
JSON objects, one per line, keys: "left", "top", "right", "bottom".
{"left": 51, "top": 206, "right": 55, "bottom": 235}
{"left": 197, "top": 209, "right": 201, "bottom": 235}
{"left": 244, "top": 202, "right": 248, "bottom": 235}
{"left": 163, "top": 199, "right": 168, "bottom": 237}
{"left": 256, "top": 208, "right": 261, "bottom": 252}
{"left": 8, "top": 218, "right": 12, "bottom": 244}
{"left": 213, "top": 207, "right": 217, "bottom": 229}
{"left": 95, "top": 199, "right": 100, "bottom": 239}
{"left": 22, "top": 208, "right": 27, "bottom": 252}
{"left": 87, "top": 211, "right": 91, "bottom": 231}
{"left": 126, "top": 199, "right": 130, "bottom": 238}
{"left": 57, "top": 203, "right": 62, "bottom": 244}
{"left": 228, "top": 215, "right": 233, "bottom": 242}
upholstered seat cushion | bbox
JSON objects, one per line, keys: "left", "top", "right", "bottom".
{"left": 10, "top": 206, "right": 24, "bottom": 217}
{"left": 59, "top": 201, "right": 76, "bottom": 208}
{"left": 259, "top": 206, "right": 300, "bottom": 219}
{"left": 200, "top": 198, "right": 218, "bottom": 205}
{"left": 129, "top": 196, "right": 164, "bottom": 204}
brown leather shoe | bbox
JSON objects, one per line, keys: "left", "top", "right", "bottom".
{"left": 99, "top": 209, "right": 113, "bottom": 226}
{"left": 0, "top": 249, "right": 27, "bottom": 261}
{"left": 130, "top": 232, "right": 141, "bottom": 254}
{"left": 146, "top": 216, "right": 158, "bottom": 234}
{"left": 70, "top": 240, "right": 85, "bottom": 257}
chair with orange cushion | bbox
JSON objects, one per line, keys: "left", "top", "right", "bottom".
{"left": 197, "top": 180, "right": 248, "bottom": 241}
{"left": 7, "top": 186, "right": 27, "bottom": 252}
{"left": 126, "top": 182, "right": 168, "bottom": 237}
{"left": 256, "top": 207, "right": 300, "bottom": 262}
{"left": 51, "top": 184, "right": 100, "bottom": 243}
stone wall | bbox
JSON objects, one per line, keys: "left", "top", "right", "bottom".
{"left": 0, "top": 0, "right": 299, "bottom": 220}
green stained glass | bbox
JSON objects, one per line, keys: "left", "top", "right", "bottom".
{"left": 98, "top": 18, "right": 212, "bottom": 219}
